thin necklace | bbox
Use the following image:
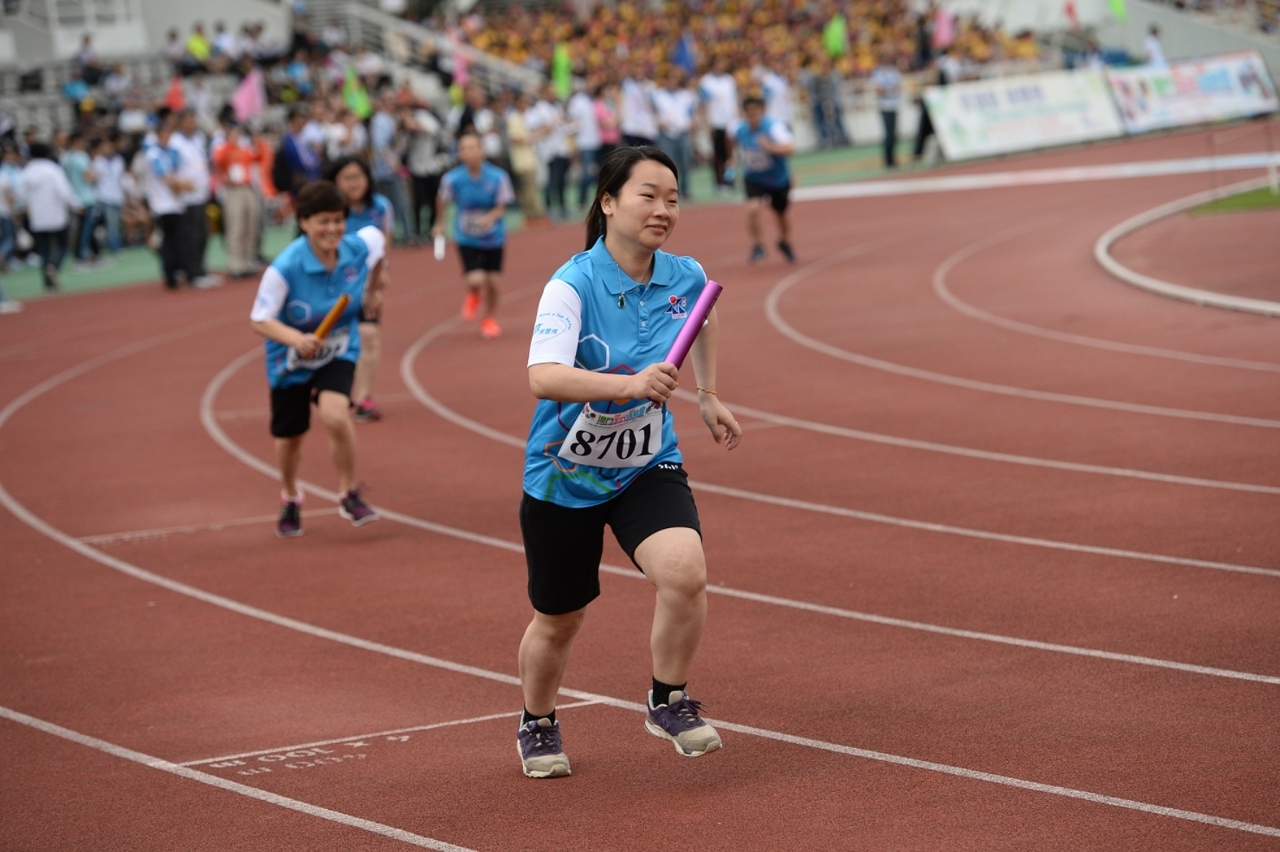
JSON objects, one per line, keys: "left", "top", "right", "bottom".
{"left": 617, "top": 257, "right": 653, "bottom": 308}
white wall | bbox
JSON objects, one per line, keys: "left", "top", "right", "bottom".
{"left": 138, "top": 0, "right": 291, "bottom": 53}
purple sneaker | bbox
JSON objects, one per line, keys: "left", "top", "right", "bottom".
{"left": 277, "top": 499, "right": 303, "bottom": 538}
{"left": 517, "top": 718, "right": 571, "bottom": 778}
{"left": 338, "top": 487, "right": 378, "bottom": 526}
{"left": 645, "top": 690, "right": 722, "bottom": 757}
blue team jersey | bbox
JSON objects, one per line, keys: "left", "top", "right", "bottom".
{"left": 254, "top": 231, "right": 382, "bottom": 389}
{"left": 439, "top": 162, "right": 513, "bottom": 250}
{"left": 733, "top": 116, "right": 790, "bottom": 188}
{"left": 523, "top": 237, "right": 710, "bottom": 508}
{"left": 345, "top": 193, "right": 392, "bottom": 236}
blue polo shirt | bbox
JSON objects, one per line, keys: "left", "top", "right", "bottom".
{"left": 438, "top": 162, "right": 514, "bottom": 250}
{"left": 524, "top": 237, "right": 710, "bottom": 507}
{"left": 731, "top": 116, "right": 791, "bottom": 188}
{"left": 249, "top": 227, "right": 386, "bottom": 389}
{"left": 345, "top": 193, "right": 392, "bottom": 236}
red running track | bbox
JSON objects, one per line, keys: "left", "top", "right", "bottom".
{"left": 2, "top": 127, "right": 1278, "bottom": 850}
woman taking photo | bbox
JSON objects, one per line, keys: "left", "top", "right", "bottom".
{"left": 326, "top": 155, "right": 393, "bottom": 423}
{"left": 517, "top": 146, "right": 742, "bottom": 778}
{"left": 249, "top": 181, "right": 385, "bottom": 538}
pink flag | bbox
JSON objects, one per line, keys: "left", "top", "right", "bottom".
{"left": 231, "top": 68, "right": 266, "bottom": 122}
{"left": 932, "top": 8, "right": 955, "bottom": 49}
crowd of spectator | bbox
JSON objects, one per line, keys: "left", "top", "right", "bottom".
{"left": 0, "top": 2, "right": 1042, "bottom": 313}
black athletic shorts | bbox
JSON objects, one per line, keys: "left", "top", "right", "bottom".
{"left": 459, "top": 245, "right": 504, "bottom": 273}
{"left": 745, "top": 179, "right": 791, "bottom": 214}
{"left": 269, "top": 358, "right": 355, "bottom": 438}
{"left": 519, "top": 462, "right": 701, "bottom": 615}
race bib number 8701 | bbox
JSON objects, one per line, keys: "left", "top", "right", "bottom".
{"left": 557, "top": 402, "right": 663, "bottom": 469}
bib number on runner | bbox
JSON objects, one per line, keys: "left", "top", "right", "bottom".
{"left": 285, "top": 325, "right": 351, "bottom": 373}
{"left": 742, "top": 148, "right": 772, "bottom": 174}
{"left": 459, "top": 209, "right": 493, "bottom": 238}
{"left": 557, "top": 402, "right": 663, "bottom": 469}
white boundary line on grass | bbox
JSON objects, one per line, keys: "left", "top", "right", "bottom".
{"left": 1094, "top": 176, "right": 1280, "bottom": 318}
{"left": 791, "top": 152, "right": 1280, "bottom": 201}
{"left": 2, "top": 314, "right": 1278, "bottom": 840}
{"left": 764, "top": 245, "right": 1280, "bottom": 428}
{"left": 0, "top": 705, "right": 474, "bottom": 852}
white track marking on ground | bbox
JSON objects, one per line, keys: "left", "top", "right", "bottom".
{"left": 669, "top": 389, "right": 1280, "bottom": 495}
{"left": 79, "top": 509, "right": 341, "bottom": 545}
{"left": 0, "top": 705, "right": 475, "bottom": 851}
{"left": 182, "top": 701, "right": 601, "bottom": 767}
{"left": 216, "top": 392, "right": 419, "bottom": 421}
{"left": 1095, "top": 176, "right": 1280, "bottom": 317}
{"left": 765, "top": 246, "right": 1280, "bottom": 429}
{"left": 792, "top": 153, "right": 1280, "bottom": 201}
{"left": 931, "top": 217, "right": 1280, "bottom": 372}
{"left": 399, "top": 330, "right": 1278, "bottom": 579}
{"left": 4, "top": 289, "right": 1277, "bottom": 839}
{"left": 5, "top": 454, "right": 1279, "bottom": 842}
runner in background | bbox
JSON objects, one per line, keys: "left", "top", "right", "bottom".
{"left": 248, "top": 181, "right": 384, "bottom": 538}
{"left": 433, "top": 132, "right": 514, "bottom": 340}
{"left": 728, "top": 95, "right": 795, "bottom": 265}
{"left": 326, "top": 155, "right": 393, "bottom": 423}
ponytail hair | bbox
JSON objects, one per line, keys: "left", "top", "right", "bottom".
{"left": 584, "top": 145, "right": 678, "bottom": 251}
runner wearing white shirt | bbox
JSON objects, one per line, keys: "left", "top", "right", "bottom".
{"left": 92, "top": 136, "right": 126, "bottom": 253}
{"left": 699, "top": 56, "right": 738, "bottom": 191}
{"left": 173, "top": 109, "right": 219, "bottom": 287}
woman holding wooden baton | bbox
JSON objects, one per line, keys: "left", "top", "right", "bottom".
{"left": 516, "top": 146, "right": 742, "bottom": 778}
{"left": 249, "top": 181, "right": 385, "bottom": 538}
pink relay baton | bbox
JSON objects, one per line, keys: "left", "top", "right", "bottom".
{"left": 664, "top": 280, "right": 723, "bottom": 368}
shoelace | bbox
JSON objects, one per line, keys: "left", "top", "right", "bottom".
{"left": 667, "top": 697, "right": 706, "bottom": 727}
{"left": 524, "top": 723, "right": 561, "bottom": 755}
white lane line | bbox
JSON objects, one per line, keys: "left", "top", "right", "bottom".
{"left": 3, "top": 344, "right": 1278, "bottom": 839}
{"left": 79, "top": 509, "right": 341, "bottom": 545}
{"left": 0, "top": 705, "right": 474, "bottom": 851}
{"left": 671, "top": 390, "right": 1280, "bottom": 495}
{"left": 182, "top": 700, "right": 602, "bottom": 767}
{"left": 6, "top": 470, "right": 1279, "bottom": 840}
{"left": 706, "top": 714, "right": 1280, "bottom": 839}
{"left": 932, "top": 218, "right": 1280, "bottom": 372}
{"left": 399, "top": 331, "right": 1279, "bottom": 580}
{"left": 793, "top": 152, "right": 1280, "bottom": 201}
{"left": 216, "top": 392, "right": 419, "bottom": 421}
{"left": 1095, "top": 176, "right": 1280, "bottom": 318}
{"left": 765, "top": 246, "right": 1280, "bottom": 429}
{"left": 5, "top": 292, "right": 1278, "bottom": 839}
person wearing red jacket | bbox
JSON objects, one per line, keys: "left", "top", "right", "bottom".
{"left": 212, "top": 124, "right": 275, "bottom": 278}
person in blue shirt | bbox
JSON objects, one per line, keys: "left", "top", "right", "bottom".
{"left": 728, "top": 94, "right": 796, "bottom": 265}
{"left": 248, "top": 181, "right": 386, "bottom": 538}
{"left": 432, "top": 132, "right": 514, "bottom": 339}
{"left": 514, "top": 146, "right": 743, "bottom": 779}
{"left": 327, "top": 155, "right": 393, "bottom": 424}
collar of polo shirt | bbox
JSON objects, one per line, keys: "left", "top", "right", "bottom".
{"left": 299, "top": 233, "right": 361, "bottom": 275}
{"left": 588, "top": 236, "right": 677, "bottom": 295}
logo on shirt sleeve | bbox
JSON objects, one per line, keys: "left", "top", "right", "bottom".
{"left": 532, "top": 312, "right": 573, "bottom": 343}
{"left": 664, "top": 295, "right": 688, "bottom": 320}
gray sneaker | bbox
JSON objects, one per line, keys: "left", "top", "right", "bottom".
{"left": 645, "top": 690, "right": 722, "bottom": 757}
{"left": 517, "top": 717, "right": 570, "bottom": 778}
